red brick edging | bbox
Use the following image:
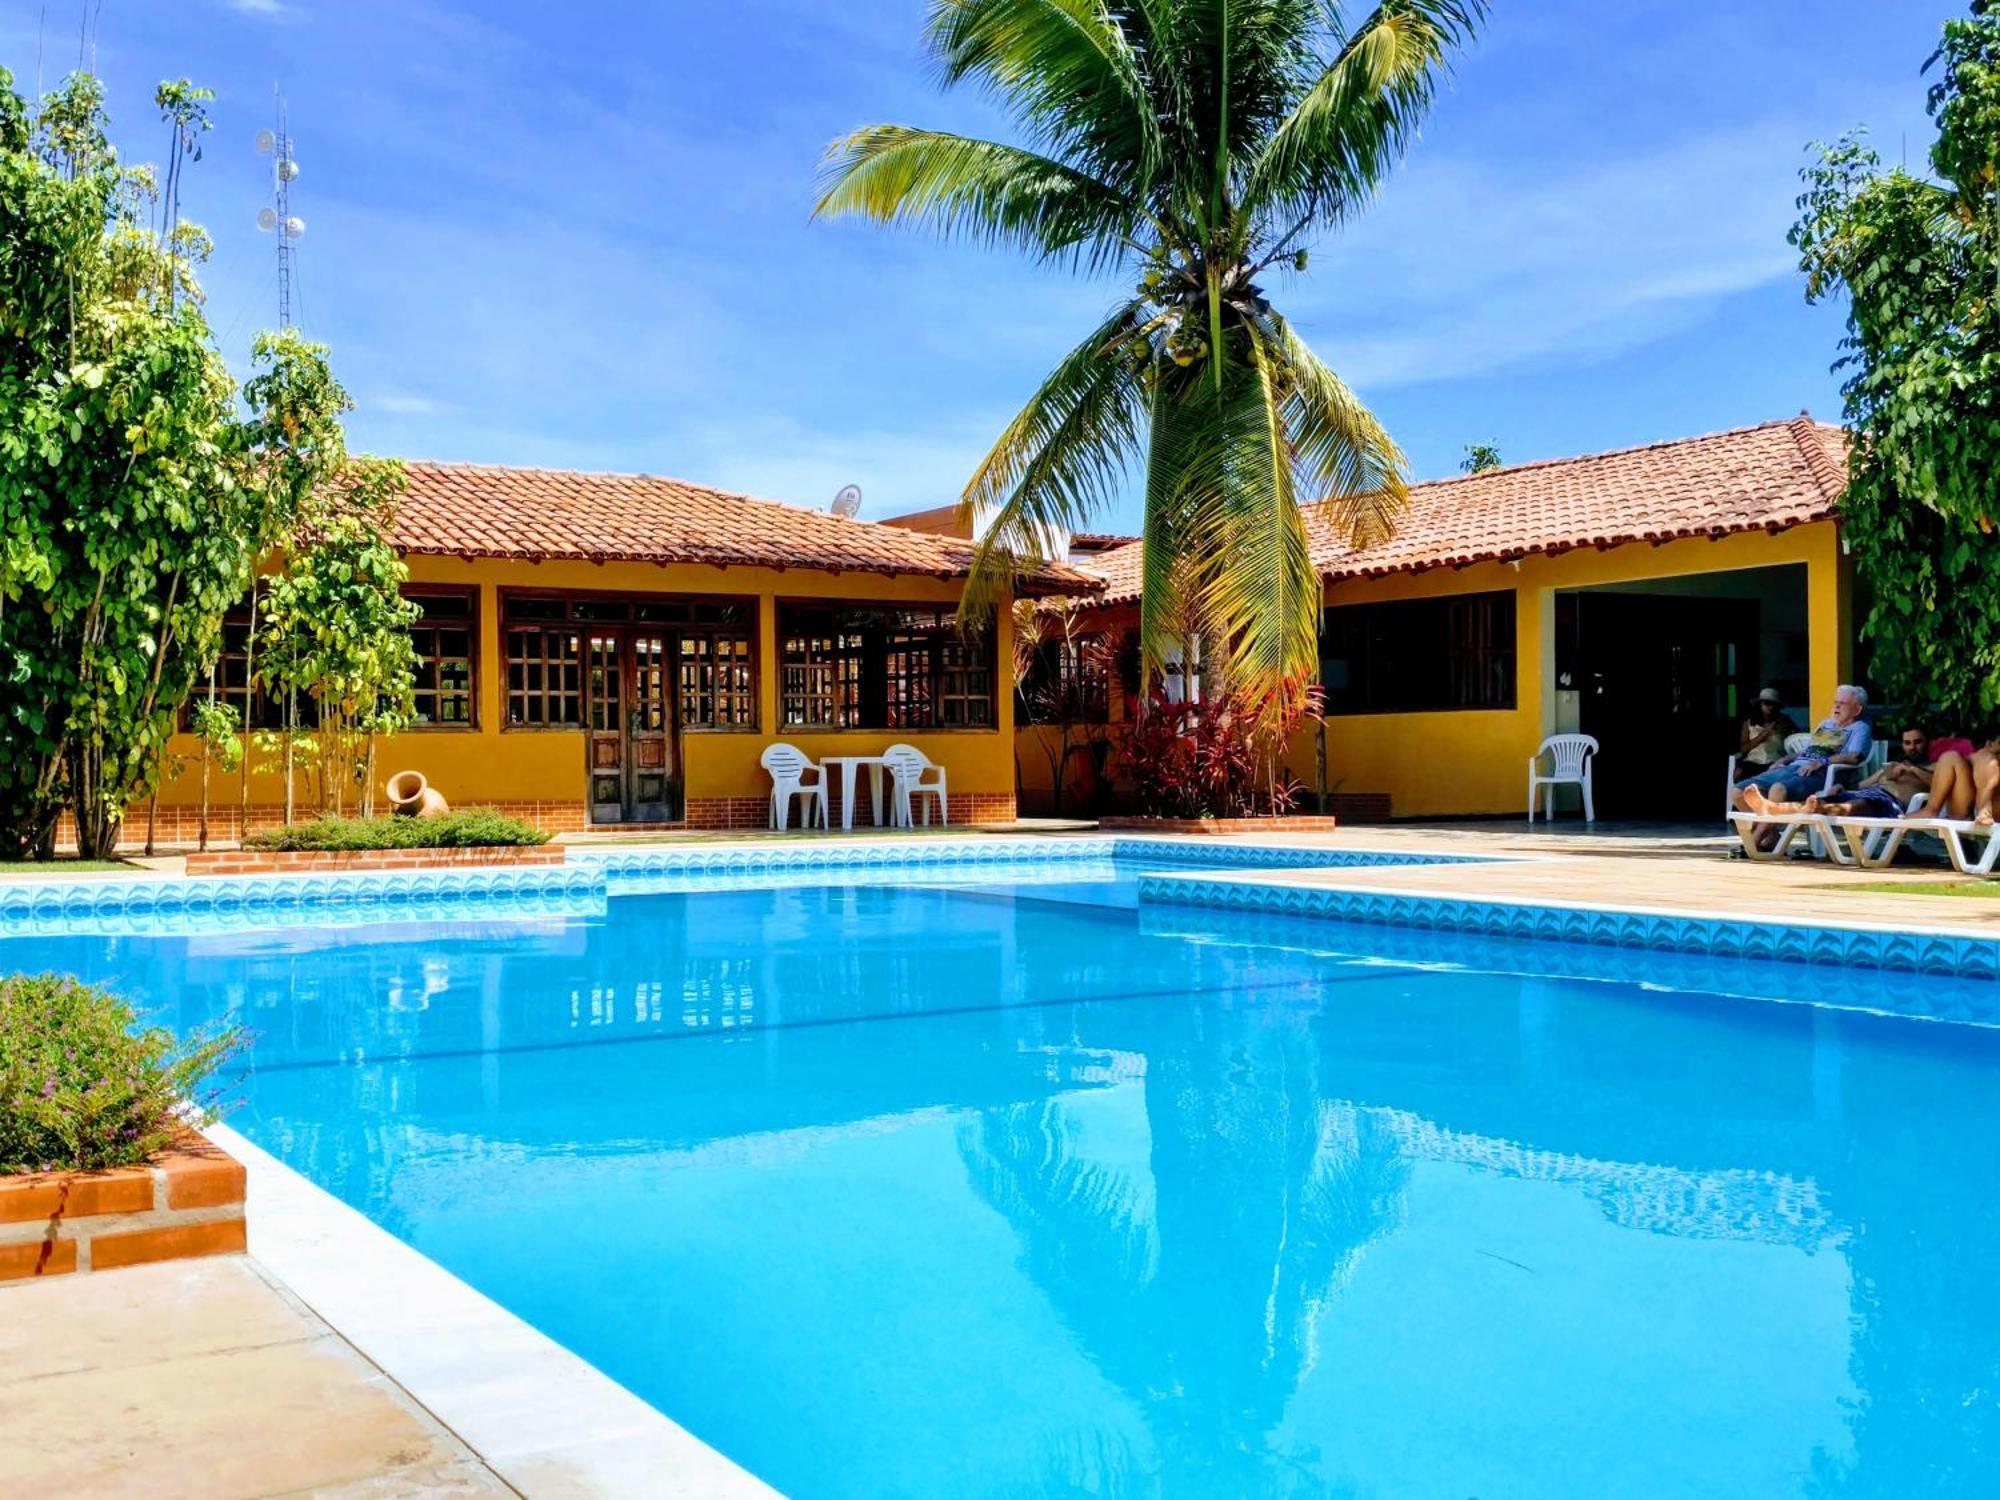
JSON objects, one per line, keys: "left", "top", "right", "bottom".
{"left": 186, "top": 845, "right": 566, "bottom": 876}
{"left": 0, "top": 1135, "right": 246, "bottom": 1281}
{"left": 1098, "top": 815, "right": 1343, "bottom": 834}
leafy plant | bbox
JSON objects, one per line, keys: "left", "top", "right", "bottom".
{"left": 0, "top": 72, "right": 365, "bottom": 860}
{"left": 0, "top": 974, "right": 243, "bottom": 1175}
{"left": 816, "top": 1, "right": 1484, "bottom": 719}
{"left": 188, "top": 697, "right": 241, "bottom": 852}
{"left": 258, "top": 476, "right": 420, "bottom": 820}
{"left": 242, "top": 808, "right": 551, "bottom": 851}
{"left": 1121, "top": 685, "right": 1320, "bottom": 818}
{"left": 1013, "top": 598, "right": 1116, "bottom": 815}
{"left": 1790, "top": 6, "right": 2000, "bottom": 721}
{"left": 1460, "top": 442, "right": 1502, "bottom": 474}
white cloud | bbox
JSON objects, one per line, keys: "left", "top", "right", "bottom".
{"left": 367, "top": 391, "right": 460, "bottom": 417}
{"left": 227, "top": 0, "right": 288, "bottom": 15}
{"left": 1284, "top": 119, "right": 1832, "bottom": 389}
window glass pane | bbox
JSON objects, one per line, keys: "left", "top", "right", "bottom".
{"left": 778, "top": 603, "right": 994, "bottom": 731}
{"left": 1321, "top": 591, "right": 1516, "bottom": 714}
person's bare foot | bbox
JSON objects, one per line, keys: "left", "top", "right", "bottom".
{"left": 1979, "top": 806, "right": 1995, "bottom": 829}
{"left": 1741, "top": 786, "right": 1770, "bottom": 815}
{"left": 1803, "top": 795, "right": 1823, "bottom": 814}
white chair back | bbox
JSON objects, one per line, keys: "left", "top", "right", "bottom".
{"left": 1782, "top": 732, "right": 1814, "bottom": 757}
{"left": 1536, "top": 734, "right": 1597, "bottom": 776}
{"left": 760, "top": 742, "right": 812, "bottom": 778}
{"left": 882, "top": 743, "right": 929, "bottom": 776}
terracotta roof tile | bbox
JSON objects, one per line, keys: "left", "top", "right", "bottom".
{"left": 1081, "top": 417, "right": 1848, "bottom": 606}
{"left": 387, "top": 462, "right": 1098, "bottom": 594}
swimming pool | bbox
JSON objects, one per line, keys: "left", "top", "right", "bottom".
{"left": 8, "top": 850, "right": 2000, "bottom": 1497}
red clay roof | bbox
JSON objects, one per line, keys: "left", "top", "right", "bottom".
{"left": 388, "top": 462, "right": 1098, "bottom": 594}
{"left": 1081, "top": 416, "right": 1848, "bottom": 606}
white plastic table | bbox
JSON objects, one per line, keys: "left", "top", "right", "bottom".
{"left": 820, "top": 755, "right": 895, "bottom": 830}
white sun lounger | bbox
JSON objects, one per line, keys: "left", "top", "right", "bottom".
{"left": 1813, "top": 810, "right": 2000, "bottom": 874}
{"left": 1727, "top": 811, "right": 1850, "bottom": 863}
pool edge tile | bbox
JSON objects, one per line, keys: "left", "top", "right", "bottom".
{"left": 207, "top": 1124, "right": 779, "bottom": 1500}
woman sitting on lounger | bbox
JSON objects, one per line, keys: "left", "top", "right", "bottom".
{"left": 1925, "top": 733, "right": 2000, "bottom": 824}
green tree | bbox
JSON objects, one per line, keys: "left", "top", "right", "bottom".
{"left": 233, "top": 329, "right": 368, "bottom": 828}
{"left": 0, "top": 71, "right": 258, "bottom": 858}
{"left": 816, "top": 0, "right": 1481, "bottom": 720}
{"left": 258, "top": 465, "right": 419, "bottom": 820}
{"left": 1791, "top": 5, "right": 2000, "bottom": 722}
{"left": 1460, "top": 441, "right": 1501, "bottom": 473}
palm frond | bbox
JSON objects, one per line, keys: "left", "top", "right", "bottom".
{"left": 927, "top": 0, "right": 1164, "bottom": 189}
{"left": 957, "top": 300, "right": 1151, "bottom": 620}
{"left": 813, "top": 126, "right": 1138, "bottom": 269}
{"left": 1255, "top": 310, "right": 1407, "bottom": 547}
{"left": 1243, "top": 0, "right": 1483, "bottom": 226}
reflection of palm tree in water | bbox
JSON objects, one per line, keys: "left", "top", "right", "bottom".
{"left": 959, "top": 1011, "right": 1410, "bottom": 1496}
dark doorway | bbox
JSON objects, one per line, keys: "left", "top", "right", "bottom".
{"left": 1564, "top": 593, "right": 1758, "bottom": 819}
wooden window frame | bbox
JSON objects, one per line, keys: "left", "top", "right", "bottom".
{"left": 777, "top": 600, "right": 999, "bottom": 733}
{"left": 497, "top": 588, "right": 760, "bottom": 734}
{"left": 402, "top": 586, "right": 480, "bottom": 732}
{"left": 1320, "top": 589, "right": 1518, "bottom": 716}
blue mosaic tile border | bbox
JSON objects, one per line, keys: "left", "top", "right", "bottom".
{"left": 1136, "top": 875, "right": 2000, "bottom": 980}
{"left": 0, "top": 866, "right": 607, "bottom": 938}
{"left": 577, "top": 835, "right": 1483, "bottom": 883}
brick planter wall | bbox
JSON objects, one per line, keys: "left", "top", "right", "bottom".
{"left": 0, "top": 1135, "right": 246, "bottom": 1281}
{"left": 186, "top": 845, "right": 566, "bottom": 876}
{"left": 60, "top": 799, "right": 589, "bottom": 852}
{"left": 1099, "top": 814, "right": 1343, "bottom": 835}
{"left": 686, "top": 792, "right": 1019, "bottom": 830}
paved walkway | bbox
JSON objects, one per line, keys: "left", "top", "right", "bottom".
{"left": 1129, "top": 822, "right": 2000, "bottom": 936}
{"left": 0, "top": 1256, "right": 511, "bottom": 1499}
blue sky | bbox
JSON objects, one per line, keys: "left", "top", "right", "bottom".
{"left": 1, "top": 0, "right": 1954, "bottom": 531}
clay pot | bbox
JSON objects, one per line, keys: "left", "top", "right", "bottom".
{"left": 385, "top": 770, "right": 450, "bottom": 818}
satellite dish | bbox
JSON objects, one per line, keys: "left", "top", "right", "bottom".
{"left": 283, "top": 216, "right": 306, "bottom": 238}
{"left": 254, "top": 128, "right": 275, "bottom": 154}
{"left": 277, "top": 157, "right": 300, "bottom": 181}
{"left": 256, "top": 206, "right": 278, "bottom": 231}
{"left": 831, "top": 484, "right": 863, "bottom": 519}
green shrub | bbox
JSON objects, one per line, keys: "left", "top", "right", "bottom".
{"left": 242, "top": 808, "right": 551, "bottom": 851}
{"left": 0, "top": 976, "right": 244, "bottom": 1175}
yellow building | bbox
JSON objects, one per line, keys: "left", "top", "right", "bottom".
{"left": 1014, "top": 417, "right": 1852, "bottom": 821}
{"left": 150, "top": 463, "right": 1091, "bottom": 840}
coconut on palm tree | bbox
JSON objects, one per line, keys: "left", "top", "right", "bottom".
{"left": 815, "top": 0, "right": 1483, "bottom": 716}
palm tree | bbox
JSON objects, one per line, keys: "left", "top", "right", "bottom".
{"left": 815, "top": 0, "right": 1483, "bottom": 712}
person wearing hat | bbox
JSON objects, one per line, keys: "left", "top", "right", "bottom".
{"left": 1735, "top": 688, "right": 1798, "bottom": 779}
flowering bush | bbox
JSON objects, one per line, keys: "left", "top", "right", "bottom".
{"left": 0, "top": 975, "right": 243, "bottom": 1175}
{"left": 1121, "top": 686, "right": 1321, "bottom": 818}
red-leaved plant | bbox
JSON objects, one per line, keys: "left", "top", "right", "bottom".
{"left": 1121, "top": 684, "right": 1323, "bottom": 819}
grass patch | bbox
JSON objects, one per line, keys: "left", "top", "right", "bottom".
{"left": 0, "top": 976, "right": 243, "bottom": 1175}
{"left": 1863, "top": 878, "right": 2000, "bottom": 899}
{"left": 0, "top": 859, "right": 131, "bottom": 876}
{"left": 243, "top": 808, "right": 550, "bottom": 852}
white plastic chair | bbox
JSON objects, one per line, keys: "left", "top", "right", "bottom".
{"left": 760, "top": 742, "right": 827, "bottom": 831}
{"left": 1528, "top": 734, "right": 1597, "bottom": 822}
{"left": 883, "top": 743, "right": 948, "bottom": 827}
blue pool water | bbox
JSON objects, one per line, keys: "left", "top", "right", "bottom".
{"left": 7, "top": 860, "right": 2000, "bottom": 1497}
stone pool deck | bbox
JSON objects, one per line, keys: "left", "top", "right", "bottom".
{"left": 0, "top": 1256, "right": 510, "bottom": 1498}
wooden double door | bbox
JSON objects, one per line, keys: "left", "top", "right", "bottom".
{"left": 586, "top": 629, "right": 679, "bottom": 824}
